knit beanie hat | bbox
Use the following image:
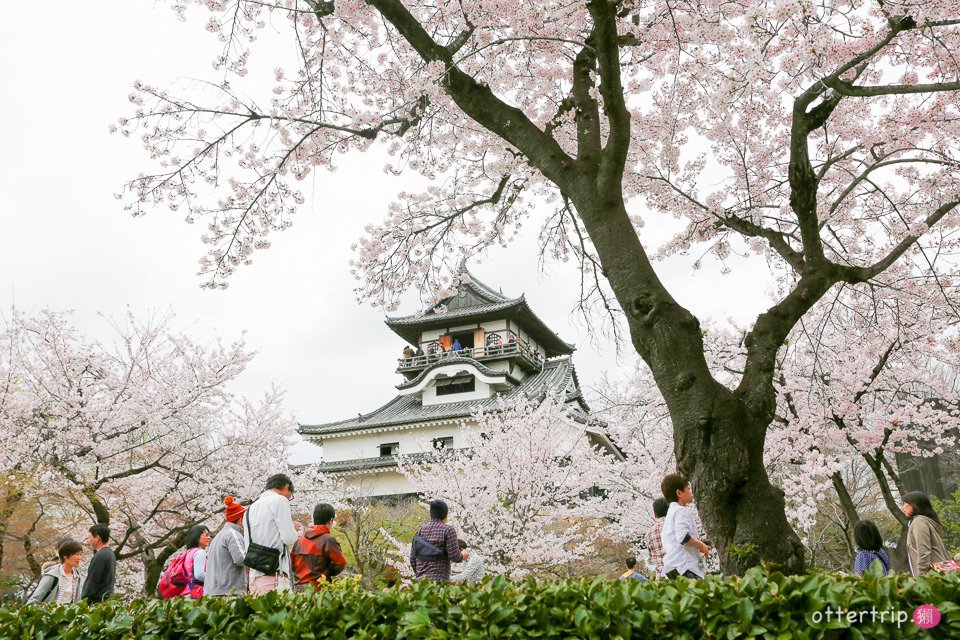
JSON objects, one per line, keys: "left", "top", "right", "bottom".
{"left": 224, "top": 496, "right": 246, "bottom": 523}
{"left": 429, "top": 499, "right": 448, "bottom": 520}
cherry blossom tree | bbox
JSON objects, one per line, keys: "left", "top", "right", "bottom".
{"left": 397, "top": 397, "right": 618, "bottom": 577}
{"left": 0, "top": 311, "right": 59, "bottom": 578}
{"left": 119, "top": 0, "right": 960, "bottom": 573}
{"left": 596, "top": 275, "right": 960, "bottom": 568}
{"left": 590, "top": 328, "right": 741, "bottom": 567}
{"left": 769, "top": 269, "right": 960, "bottom": 568}
{"left": 0, "top": 309, "right": 303, "bottom": 593}
{"left": 590, "top": 368, "right": 674, "bottom": 546}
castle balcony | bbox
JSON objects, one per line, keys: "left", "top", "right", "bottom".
{"left": 397, "top": 333, "right": 544, "bottom": 375}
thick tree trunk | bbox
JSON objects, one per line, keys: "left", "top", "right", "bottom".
{"left": 671, "top": 383, "right": 806, "bottom": 574}
{"left": 22, "top": 507, "right": 44, "bottom": 580}
{"left": 891, "top": 525, "right": 910, "bottom": 574}
{"left": 142, "top": 546, "right": 177, "bottom": 596}
{"left": 571, "top": 191, "right": 806, "bottom": 574}
{"left": 0, "top": 484, "right": 25, "bottom": 575}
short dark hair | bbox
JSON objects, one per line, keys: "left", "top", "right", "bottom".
{"left": 184, "top": 524, "right": 210, "bottom": 550}
{"left": 625, "top": 556, "right": 637, "bottom": 569}
{"left": 57, "top": 540, "right": 83, "bottom": 562}
{"left": 457, "top": 539, "right": 468, "bottom": 550}
{"left": 265, "top": 473, "right": 294, "bottom": 493}
{"left": 429, "top": 499, "right": 448, "bottom": 520}
{"left": 653, "top": 497, "right": 668, "bottom": 518}
{"left": 853, "top": 520, "right": 883, "bottom": 552}
{"left": 89, "top": 524, "right": 110, "bottom": 544}
{"left": 661, "top": 473, "right": 689, "bottom": 503}
{"left": 313, "top": 503, "right": 336, "bottom": 525}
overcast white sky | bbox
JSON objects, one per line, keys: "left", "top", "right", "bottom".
{"left": 0, "top": 3, "right": 776, "bottom": 463}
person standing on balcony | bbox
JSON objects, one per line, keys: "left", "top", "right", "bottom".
{"left": 451, "top": 338, "right": 462, "bottom": 353}
{"left": 402, "top": 345, "right": 415, "bottom": 358}
{"left": 414, "top": 346, "right": 424, "bottom": 357}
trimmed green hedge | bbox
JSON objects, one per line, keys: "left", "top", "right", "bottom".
{"left": 2, "top": 568, "right": 958, "bottom": 639}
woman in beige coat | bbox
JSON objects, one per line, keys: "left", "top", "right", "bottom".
{"left": 902, "top": 491, "right": 949, "bottom": 576}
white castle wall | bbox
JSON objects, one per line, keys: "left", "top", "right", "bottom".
{"left": 322, "top": 421, "right": 474, "bottom": 463}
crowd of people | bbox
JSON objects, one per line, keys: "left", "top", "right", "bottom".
{"left": 639, "top": 473, "right": 957, "bottom": 580}
{"left": 24, "top": 474, "right": 486, "bottom": 606}
{"left": 23, "top": 472, "right": 958, "bottom": 606}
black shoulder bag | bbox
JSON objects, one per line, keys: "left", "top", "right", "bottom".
{"left": 243, "top": 508, "right": 281, "bottom": 574}
{"left": 412, "top": 534, "right": 447, "bottom": 561}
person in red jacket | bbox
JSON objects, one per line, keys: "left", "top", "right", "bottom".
{"left": 291, "top": 503, "right": 347, "bottom": 589}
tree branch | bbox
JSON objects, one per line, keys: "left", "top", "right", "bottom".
{"left": 838, "top": 199, "right": 960, "bottom": 282}
{"left": 367, "top": 0, "right": 575, "bottom": 185}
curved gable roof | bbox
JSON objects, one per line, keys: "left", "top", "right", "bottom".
{"left": 385, "top": 266, "right": 574, "bottom": 357}
{"left": 300, "top": 356, "right": 581, "bottom": 437}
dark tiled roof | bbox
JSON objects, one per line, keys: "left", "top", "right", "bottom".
{"left": 299, "top": 356, "right": 583, "bottom": 437}
{"left": 314, "top": 449, "right": 477, "bottom": 474}
{"left": 314, "top": 452, "right": 425, "bottom": 473}
{"left": 387, "top": 298, "right": 522, "bottom": 327}
{"left": 384, "top": 267, "right": 575, "bottom": 357}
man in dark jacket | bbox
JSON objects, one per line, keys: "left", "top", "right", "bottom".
{"left": 291, "top": 503, "right": 347, "bottom": 589}
{"left": 81, "top": 524, "right": 116, "bottom": 603}
{"left": 410, "top": 499, "right": 463, "bottom": 582}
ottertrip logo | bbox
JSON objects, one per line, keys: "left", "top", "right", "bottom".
{"left": 811, "top": 605, "right": 942, "bottom": 629}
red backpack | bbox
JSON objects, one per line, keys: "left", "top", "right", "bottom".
{"left": 158, "top": 548, "right": 201, "bottom": 599}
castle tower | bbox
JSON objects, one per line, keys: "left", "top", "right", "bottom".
{"left": 298, "top": 265, "right": 619, "bottom": 497}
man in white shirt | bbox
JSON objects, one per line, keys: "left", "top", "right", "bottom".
{"left": 245, "top": 473, "right": 302, "bottom": 594}
{"left": 659, "top": 472, "right": 712, "bottom": 579}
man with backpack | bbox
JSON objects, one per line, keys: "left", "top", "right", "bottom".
{"left": 291, "top": 503, "right": 347, "bottom": 590}
{"left": 205, "top": 496, "right": 249, "bottom": 596}
{"left": 410, "top": 499, "right": 463, "bottom": 582}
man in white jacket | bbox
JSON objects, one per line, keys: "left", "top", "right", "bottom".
{"left": 245, "top": 473, "right": 302, "bottom": 594}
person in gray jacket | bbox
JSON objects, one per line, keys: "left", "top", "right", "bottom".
{"left": 903, "top": 491, "right": 950, "bottom": 575}
{"left": 204, "top": 496, "right": 248, "bottom": 596}
{"left": 27, "top": 539, "right": 84, "bottom": 605}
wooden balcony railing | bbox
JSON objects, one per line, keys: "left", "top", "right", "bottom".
{"left": 397, "top": 339, "right": 544, "bottom": 372}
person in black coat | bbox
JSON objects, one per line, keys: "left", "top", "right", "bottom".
{"left": 81, "top": 523, "right": 116, "bottom": 603}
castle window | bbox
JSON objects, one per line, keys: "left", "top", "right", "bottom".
{"left": 379, "top": 442, "right": 400, "bottom": 457}
{"left": 435, "top": 374, "right": 476, "bottom": 396}
{"left": 432, "top": 437, "right": 454, "bottom": 450}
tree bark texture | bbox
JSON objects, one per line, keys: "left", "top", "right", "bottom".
{"left": 0, "top": 484, "right": 25, "bottom": 576}
{"left": 142, "top": 545, "right": 178, "bottom": 596}
{"left": 571, "top": 190, "right": 807, "bottom": 575}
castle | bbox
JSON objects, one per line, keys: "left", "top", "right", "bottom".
{"left": 298, "top": 265, "right": 619, "bottom": 497}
